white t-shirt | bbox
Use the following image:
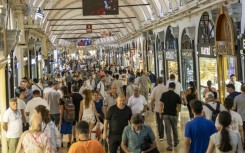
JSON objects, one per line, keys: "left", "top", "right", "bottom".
{"left": 97, "top": 81, "right": 106, "bottom": 98}
{"left": 25, "top": 97, "right": 50, "bottom": 122}
{"left": 166, "top": 80, "right": 183, "bottom": 96}
{"left": 210, "top": 131, "right": 243, "bottom": 153}
{"left": 203, "top": 102, "right": 226, "bottom": 120}
{"left": 18, "top": 98, "right": 27, "bottom": 121}
{"left": 32, "top": 83, "right": 44, "bottom": 93}
{"left": 215, "top": 110, "right": 243, "bottom": 132}
{"left": 43, "top": 87, "right": 52, "bottom": 95}
{"left": 128, "top": 95, "right": 147, "bottom": 115}
{"left": 3, "top": 108, "right": 23, "bottom": 138}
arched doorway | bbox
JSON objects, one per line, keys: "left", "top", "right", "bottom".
{"left": 215, "top": 6, "right": 238, "bottom": 101}
{"left": 181, "top": 28, "right": 196, "bottom": 90}
{"left": 165, "top": 26, "right": 179, "bottom": 82}
{"left": 197, "top": 12, "right": 217, "bottom": 100}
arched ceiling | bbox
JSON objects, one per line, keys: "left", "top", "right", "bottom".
{"left": 25, "top": 0, "right": 180, "bottom": 46}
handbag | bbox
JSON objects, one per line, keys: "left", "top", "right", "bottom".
{"left": 140, "top": 135, "right": 160, "bottom": 153}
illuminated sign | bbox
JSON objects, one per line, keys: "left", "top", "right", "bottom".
{"left": 166, "top": 50, "right": 177, "bottom": 60}
{"left": 201, "top": 47, "right": 211, "bottom": 55}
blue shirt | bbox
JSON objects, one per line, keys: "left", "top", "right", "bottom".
{"left": 185, "top": 117, "right": 217, "bottom": 153}
{"left": 122, "top": 125, "right": 155, "bottom": 153}
{"left": 227, "top": 92, "right": 240, "bottom": 99}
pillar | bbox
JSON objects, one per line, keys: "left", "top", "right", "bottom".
{"left": 0, "top": 63, "right": 7, "bottom": 153}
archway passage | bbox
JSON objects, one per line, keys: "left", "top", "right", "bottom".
{"left": 215, "top": 6, "right": 237, "bottom": 102}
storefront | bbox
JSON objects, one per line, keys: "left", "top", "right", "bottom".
{"left": 164, "top": 26, "right": 179, "bottom": 82}
{"left": 197, "top": 12, "right": 217, "bottom": 100}
{"left": 156, "top": 32, "right": 164, "bottom": 77}
{"left": 215, "top": 6, "right": 238, "bottom": 101}
{"left": 181, "top": 28, "right": 196, "bottom": 90}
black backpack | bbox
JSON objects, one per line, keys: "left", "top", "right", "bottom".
{"left": 62, "top": 97, "right": 76, "bottom": 122}
{"left": 205, "top": 102, "right": 220, "bottom": 123}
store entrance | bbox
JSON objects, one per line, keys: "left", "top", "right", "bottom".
{"left": 182, "top": 58, "right": 194, "bottom": 90}
{"left": 218, "top": 55, "right": 237, "bottom": 100}
{"left": 167, "top": 60, "right": 178, "bottom": 81}
{"left": 199, "top": 57, "right": 218, "bottom": 100}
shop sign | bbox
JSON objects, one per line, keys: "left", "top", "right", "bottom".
{"left": 201, "top": 46, "right": 211, "bottom": 55}
{"left": 216, "top": 41, "right": 232, "bottom": 55}
{"left": 182, "top": 50, "right": 193, "bottom": 58}
{"left": 166, "top": 50, "right": 177, "bottom": 60}
{"left": 158, "top": 51, "right": 163, "bottom": 60}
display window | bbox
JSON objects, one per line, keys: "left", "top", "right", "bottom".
{"left": 167, "top": 61, "right": 178, "bottom": 81}
{"left": 199, "top": 57, "right": 218, "bottom": 100}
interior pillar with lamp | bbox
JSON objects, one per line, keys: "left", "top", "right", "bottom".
{"left": 35, "top": 38, "right": 41, "bottom": 79}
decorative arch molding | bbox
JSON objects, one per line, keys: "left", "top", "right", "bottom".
{"left": 215, "top": 6, "right": 235, "bottom": 56}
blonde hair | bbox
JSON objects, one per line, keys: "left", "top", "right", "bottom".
{"left": 30, "top": 113, "right": 42, "bottom": 131}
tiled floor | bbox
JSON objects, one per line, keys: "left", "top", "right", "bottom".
{"left": 59, "top": 106, "right": 190, "bottom": 153}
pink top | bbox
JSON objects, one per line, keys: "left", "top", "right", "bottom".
{"left": 21, "top": 132, "right": 53, "bottom": 153}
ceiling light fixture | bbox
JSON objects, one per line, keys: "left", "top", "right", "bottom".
{"left": 35, "top": 8, "right": 44, "bottom": 19}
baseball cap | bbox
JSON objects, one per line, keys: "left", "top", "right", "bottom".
{"left": 205, "top": 92, "right": 214, "bottom": 99}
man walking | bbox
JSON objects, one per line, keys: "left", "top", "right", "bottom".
{"left": 159, "top": 82, "right": 181, "bottom": 151}
{"left": 68, "top": 121, "right": 105, "bottom": 153}
{"left": 185, "top": 100, "right": 217, "bottom": 153}
{"left": 65, "top": 72, "right": 73, "bottom": 94}
{"left": 103, "top": 95, "right": 132, "bottom": 153}
{"left": 138, "top": 71, "right": 151, "bottom": 101}
{"left": 3, "top": 98, "right": 23, "bottom": 153}
{"left": 25, "top": 90, "right": 50, "bottom": 122}
{"left": 234, "top": 84, "right": 245, "bottom": 141}
{"left": 226, "top": 84, "right": 240, "bottom": 99}
{"left": 150, "top": 77, "right": 168, "bottom": 140}
{"left": 46, "top": 82, "right": 61, "bottom": 126}
{"left": 128, "top": 86, "right": 147, "bottom": 118}
{"left": 229, "top": 74, "right": 242, "bottom": 92}
{"left": 103, "top": 84, "right": 117, "bottom": 116}
{"left": 97, "top": 76, "right": 107, "bottom": 98}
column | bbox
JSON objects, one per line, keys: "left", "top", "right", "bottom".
{"left": 0, "top": 64, "right": 7, "bottom": 153}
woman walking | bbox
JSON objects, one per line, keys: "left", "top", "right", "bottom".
{"left": 206, "top": 111, "right": 243, "bottom": 153}
{"left": 185, "top": 81, "right": 198, "bottom": 120}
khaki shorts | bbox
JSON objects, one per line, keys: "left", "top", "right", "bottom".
{"left": 7, "top": 138, "right": 19, "bottom": 153}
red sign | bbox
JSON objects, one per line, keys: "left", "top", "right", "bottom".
{"left": 86, "top": 24, "right": 92, "bottom": 33}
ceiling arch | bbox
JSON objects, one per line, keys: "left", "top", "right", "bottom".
{"left": 25, "top": 0, "right": 182, "bottom": 45}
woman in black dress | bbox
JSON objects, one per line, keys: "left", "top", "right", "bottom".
{"left": 185, "top": 81, "right": 198, "bottom": 120}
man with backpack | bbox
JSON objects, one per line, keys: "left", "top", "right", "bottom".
{"left": 203, "top": 92, "right": 225, "bottom": 122}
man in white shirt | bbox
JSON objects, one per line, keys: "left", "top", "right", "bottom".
{"left": 25, "top": 90, "right": 50, "bottom": 122}
{"left": 166, "top": 74, "right": 184, "bottom": 96}
{"left": 97, "top": 76, "right": 107, "bottom": 98}
{"left": 203, "top": 92, "right": 225, "bottom": 121}
{"left": 229, "top": 74, "right": 242, "bottom": 92}
{"left": 150, "top": 77, "right": 168, "bottom": 140}
{"left": 128, "top": 86, "right": 147, "bottom": 119}
{"left": 32, "top": 78, "right": 43, "bottom": 96}
{"left": 43, "top": 81, "right": 53, "bottom": 100}
{"left": 3, "top": 98, "right": 23, "bottom": 153}
{"left": 46, "top": 82, "right": 61, "bottom": 126}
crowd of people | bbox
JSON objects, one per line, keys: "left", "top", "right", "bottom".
{"left": 2, "top": 64, "right": 245, "bottom": 153}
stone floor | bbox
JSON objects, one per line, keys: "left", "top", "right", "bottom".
{"left": 59, "top": 106, "right": 190, "bottom": 153}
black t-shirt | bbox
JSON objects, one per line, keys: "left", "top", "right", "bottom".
{"left": 70, "top": 93, "right": 83, "bottom": 115}
{"left": 59, "top": 95, "right": 72, "bottom": 105}
{"left": 160, "top": 90, "right": 181, "bottom": 116}
{"left": 106, "top": 105, "right": 132, "bottom": 135}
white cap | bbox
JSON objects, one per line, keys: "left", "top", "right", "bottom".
{"left": 205, "top": 92, "right": 214, "bottom": 99}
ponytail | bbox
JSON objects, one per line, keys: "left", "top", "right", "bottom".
{"left": 218, "top": 111, "right": 232, "bottom": 152}
{"left": 219, "top": 128, "right": 232, "bottom": 152}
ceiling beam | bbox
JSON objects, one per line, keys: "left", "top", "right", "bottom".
{"left": 44, "top": 4, "right": 150, "bottom": 11}
{"left": 51, "top": 27, "right": 125, "bottom": 31}
{"left": 47, "top": 17, "right": 136, "bottom": 21}
{"left": 50, "top": 22, "right": 131, "bottom": 26}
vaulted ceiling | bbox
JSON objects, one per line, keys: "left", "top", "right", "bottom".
{"left": 25, "top": 0, "right": 185, "bottom": 46}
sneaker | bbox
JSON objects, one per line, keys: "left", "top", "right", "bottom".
{"left": 67, "top": 142, "right": 71, "bottom": 148}
{"left": 159, "top": 138, "right": 164, "bottom": 141}
{"left": 174, "top": 140, "right": 180, "bottom": 147}
{"left": 167, "top": 146, "right": 173, "bottom": 151}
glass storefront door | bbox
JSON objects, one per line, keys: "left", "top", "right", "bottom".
{"left": 199, "top": 57, "right": 218, "bottom": 100}
{"left": 167, "top": 60, "right": 178, "bottom": 81}
{"left": 219, "top": 56, "right": 237, "bottom": 99}
{"left": 182, "top": 58, "right": 194, "bottom": 90}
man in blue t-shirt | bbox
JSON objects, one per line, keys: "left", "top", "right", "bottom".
{"left": 185, "top": 100, "right": 217, "bottom": 153}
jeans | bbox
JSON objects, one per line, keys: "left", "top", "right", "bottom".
{"left": 163, "top": 115, "right": 178, "bottom": 147}
{"left": 109, "top": 135, "right": 124, "bottom": 153}
{"left": 156, "top": 112, "right": 164, "bottom": 138}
